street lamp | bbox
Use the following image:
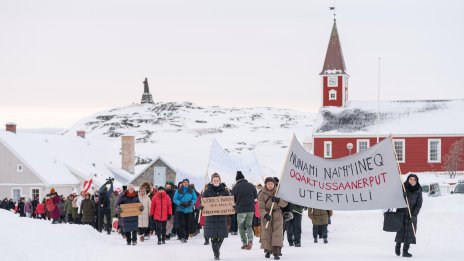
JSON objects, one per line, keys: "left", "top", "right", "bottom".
{"left": 347, "top": 143, "right": 353, "bottom": 155}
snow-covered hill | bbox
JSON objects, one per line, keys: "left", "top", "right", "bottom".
{"left": 64, "top": 102, "right": 318, "bottom": 178}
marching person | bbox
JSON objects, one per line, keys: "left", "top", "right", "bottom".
{"left": 395, "top": 173, "right": 423, "bottom": 257}
{"left": 80, "top": 192, "right": 95, "bottom": 226}
{"left": 259, "top": 177, "right": 288, "bottom": 260}
{"left": 173, "top": 178, "right": 197, "bottom": 243}
{"left": 164, "top": 182, "right": 176, "bottom": 240}
{"left": 98, "top": 178, "right": 114, "bottom": 234}
{"left": 47, "top": 188, "right": 61, "bottom": 224}
{"left": 285, "top": 202, "right": 304, "bottom": 247}
{"left": 150, "top": 186, "right": 172, "bottom": 245}
{"left": 231, "top": 171, "right": 258, "bottom": 250}
{"left": 116, "top": 184, "right": 141, "bottom": 245}
{"left": 138, "top": 184, "right": 152, "bottom": 242}
{"left": 202, "top": 173, "right": 231, "bottom": 260}
{"left": 308, "top": 208, "right": 332, "bottom": 244}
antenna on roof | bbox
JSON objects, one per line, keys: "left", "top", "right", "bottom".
{"left": 329, "top": 2, "right": 336, "bottom": 21}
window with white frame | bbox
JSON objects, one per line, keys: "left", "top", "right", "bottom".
{"left": 329, "top": 89, "right": 337, "bottom": 101}
{"left": 428, "top": 139, "right": 441, "bottom": 163}
{"left": 12, "top": 188, "right": 21, "bottom": 202}
{"left": 393, "top": 139, "right": 406, "bottom": 163}
{"left": 31, "top": 188, "right": 40, "bottom": 200}
{"left": 324, "top": 141, "right": 332, "bottom": 158}
{"left": 357, "top": 139, "right": 370, "bottom": 153}
{"left": 17, "top": 164, "right": 24, "bottom": 173}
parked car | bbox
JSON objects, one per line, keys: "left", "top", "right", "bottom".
{"left": 451, "top": 182, "right": 464, "bottom": 194}
{"left": 422, "top": 183, "right": 441, "bottom": 196}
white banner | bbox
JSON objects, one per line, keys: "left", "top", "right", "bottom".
{"left": 276, "top": 136, "right": 407, "bottom": 210}
{"left": 207, "top": 139, "right": 262, "bottom": 188}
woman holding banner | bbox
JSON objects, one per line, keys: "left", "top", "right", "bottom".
{"left": 258, "top": 177, "right": 288, "bottom": 260}
{"left": 395, "top": 173, "right": 423, "bottom": 257}
{"left": 202, "top": 173, "right": 231, "bottom": 260}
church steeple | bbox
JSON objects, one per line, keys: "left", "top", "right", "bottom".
{"left": 320, "top": 19, "right": 349, "bottom": 108}
{"left": 141, "top": 77, "right": 154, "bottom": 104}
{"left": 320, "top": 20, "right": 346, "bottom": 75}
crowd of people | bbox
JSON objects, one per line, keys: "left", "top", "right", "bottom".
{"left": 1, "top": 172, "right": 422, "bottom": 259}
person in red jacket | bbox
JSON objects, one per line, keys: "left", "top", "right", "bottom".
{"left": 150, "top": 186, "right": 173, "bottom": 245}
{"left": 35, "top": 200, "right": 45, "bottom": 219}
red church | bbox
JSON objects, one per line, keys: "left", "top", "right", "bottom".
{"left": 312, "top": 19, "right": 464, "bottom": 174}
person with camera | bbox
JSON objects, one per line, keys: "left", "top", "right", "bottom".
{"left": 173, "top": 178, "right": 197, "bottom": 243}
{"left": 116, "top": 184, "right": 141, "bottom": 245}
{"left": 98, "top": 177, "right": 114, "bottom": 234}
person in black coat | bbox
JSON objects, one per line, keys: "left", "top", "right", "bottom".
{"left": 202, "top": 173, "right": 231, "bottom": 260}
{"left": 116, "top": 185, "right": 141, "bottom": 245}
{"left": 395, "top": 173, "right": 423, "bottom": 257}
{"left": 231, "top": 171, "right": 258, "bottom": 249}
{"left": 98, "top": 179, "right": 114, "bottom": 234}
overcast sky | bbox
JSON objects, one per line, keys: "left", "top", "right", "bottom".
{"left": 1, "top": 0, "right": 463, "bottom": 129}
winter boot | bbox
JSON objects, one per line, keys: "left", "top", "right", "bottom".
{"left": 204, "top": 237, "right": 210, "bottom": 245}
{"left": 265, "top": 250, "right": 271, "bottom": 258}
{"left": 273, "top": 246, "right": 281, "bottom": 259}
{"left": 212, "top": 239, "right": 220, "bottom": 260}
{"left": 157, "top": 235, "right": 162, "bottom": 245}
{"left": 288, "top": 241, "right": 294, "bottom": 246}
{"left": 324, "top": 238, "right": 328, "bottom": 244}
{"left": 162, "top": 234, "right": 166, "bottom": 244}
{"left": 246, "top": 241, "right": 253, "bottom": 250}
{"left": 140, "top": 235, "right": 144, "bottom": 242}
{"left": 295, "top": 242, "right": 301, "bottom": 247}
{"left": 395, "top": 243, "right": 401, "bottom": 256}
{"left": 314, "top": 237, "right": 318, "bottom": 243}
{"left": 402, "top": 244, "right": 413, "bottom": 257}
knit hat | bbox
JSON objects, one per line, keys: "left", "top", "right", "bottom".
{"left": 158, "top": 186, "right": 165, "bottom": 191}
{"left": 236, "top": 171, "right": 245, "bottom": 181}
{"left": 264, "top": 177, "right": 276, "bottom": 185}
{"left": 182, "top": 178, "right": 190, "bottom": 183}
{"left": 211, "top": 173, "right": 221, "bottom": 182}
{"left": 50, "top": 188, "right": 56, "bottom": 194}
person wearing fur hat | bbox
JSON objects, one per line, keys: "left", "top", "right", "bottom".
{"left": 202, "top": 173, "right": 231, "bottom": 260}
{"left": 150, "top": 186, "right": 173, "bottom": 244}
{"left": 258, "top": 177, "right": 288, "bottom": 260}
{"left": 394, "top": 173, "right": 423, "bottom": 257}
{"left": 231, "top": 170, "right": 258, "bottom": 250}
{"left": 138, "top": 185, "right": 152, "bottom": 242}
{"left": 173, "top": 178, "right": 197, "bottom": 243}
{"left": 116, "top": 185, "right": 141, "bottom": 245}
{"left": 80, "top": 192, "right": 95, "bottom": 225}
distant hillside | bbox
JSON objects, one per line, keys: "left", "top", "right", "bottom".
{"left": 64, "top": 102, "right": 318, "bottom": 176}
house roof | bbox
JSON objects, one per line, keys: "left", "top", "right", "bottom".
{"left": 0, "top": 131, "right": 79, "bottom": 186}
{"left": 320, "top": 20, "right": 347, "bottom": 75}
{"left": 0, "top": 131, "right": 132, "bottom": 188}
{"left": 314, "top": 99, "right": 464, "bottom": 137}
{"left": 128, "top": 156, "right": 177, "bottom": 185}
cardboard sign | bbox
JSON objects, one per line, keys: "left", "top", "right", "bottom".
{"left": 119, "top": 202, "right": 142, "bottom": 218}
{"left": 201, "top": 196, "right": 235, "bottom": 216}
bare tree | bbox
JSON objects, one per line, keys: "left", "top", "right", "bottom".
{"left": 443, "top": 139, "right": 464, "bottom": 179}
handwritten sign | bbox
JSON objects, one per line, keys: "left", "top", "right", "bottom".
{"left": 120, "top": 202, "right": 142, "bottom": 218}
{"left": 201, "top": 196, "right": 235, "bottom": 216}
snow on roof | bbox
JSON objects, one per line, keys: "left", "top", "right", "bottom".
{"left": 315, "top": 99, "right": 464, "bottom": 136}
{"left": 0, "top": 131, "right": 131, "bottom": 187}
{"left": 0, "top": 131, "right": 79, "bottom": 186}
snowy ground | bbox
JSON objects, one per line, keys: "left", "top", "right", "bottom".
{"left": 2, "top": 194, "right": 462, "bottom": 261}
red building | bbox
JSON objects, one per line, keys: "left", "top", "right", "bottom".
{"left": 313, "top": 20, "right": 464, "bottom": 174}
